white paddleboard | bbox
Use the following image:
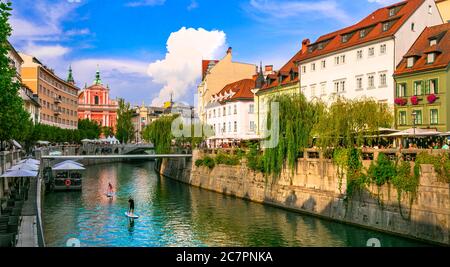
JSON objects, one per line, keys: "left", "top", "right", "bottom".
{"left": 125, "top": 212, "right": 139, "bottom": 219}
{"left": 105, "top": 193, "right": 114, "bottom": 198}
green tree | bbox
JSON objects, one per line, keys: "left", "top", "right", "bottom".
{"left": 102, "top": 126, "right": 114, "bottom": 137}
{"left": 116, "top": 98, "right": 135, "bottom": 144}
{"left": 142, "top": 115, "right": 177, "bottom": 154}
{"left": 78, "top": 119, "right": 101, "bottom": 139}
{"left": 0, "top": 1, "right": 33, "bottom": 150}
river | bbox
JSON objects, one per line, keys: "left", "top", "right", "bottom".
{"left": 42, "top": 161, "right": 430, "bottom": 247}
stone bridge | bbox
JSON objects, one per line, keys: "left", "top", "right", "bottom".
{"left": 78, "top": 143, "right": 155, "bottom": 155}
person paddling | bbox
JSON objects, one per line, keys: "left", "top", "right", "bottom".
{"left": 107, "top": 182, "right": 113, "bottom": 195}
{"left": 128, "top": 196, "right": 135, "bottom": 216}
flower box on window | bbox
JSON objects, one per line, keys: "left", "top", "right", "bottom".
{"left": 427, "top": 94, "right": 438, "bottom": 104}
{"left": 410, "top": 96, "right": 420, "bottom": 105}
{"left": 394, "top": 98, "right": 407, "bottom": 106}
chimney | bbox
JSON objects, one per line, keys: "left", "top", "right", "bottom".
{"left": 301, "top": 39, "right": 310, "bottom": 53}
{"left": 265, "top": 65, "right": 273, "bottom": 72}
{"left": 226, "top": 47, "right": 232, "bottom": 55}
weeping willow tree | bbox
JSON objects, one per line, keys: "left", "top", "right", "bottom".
{"left": 313, "top": 97, "right": 393, "bottom": 149}
{"left": 263, "top": 94, "right": 323, "bottom": 180}
{"left": 142, "top": 115, "right": 178, "bottom": 154}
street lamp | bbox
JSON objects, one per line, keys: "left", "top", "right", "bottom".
{"left": 412, "top": 111, "right": 417, "bottom": 137}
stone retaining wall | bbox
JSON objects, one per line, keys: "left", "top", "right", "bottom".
{"left": 158, "top": 150, "right": 450, "bottom": 246}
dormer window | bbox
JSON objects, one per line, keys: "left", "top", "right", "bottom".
{"left": 430, "top": 39, "right": 437, "bottom": 46}
{"left": 382, "top": 23, "right": 389, "bottom": 32}
{"left": 360, "top": 29, "right": 366, "bottom": 38}
{"left": 318, "top": 43, "right": 324, "bottom": 50}
{"left": 389, "top": 8, "right": 395, "bottom": 17}
{"left": 342, "top": 34, "right": 349, "bottom": 43}
{"left": 407, "top": 57, "right": 415, "bottom": 68}
{"left": 427, "top": 53, "right": 435, "bottom": 64}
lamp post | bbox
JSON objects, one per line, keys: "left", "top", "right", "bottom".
{"left": 412, "top": 111, "right": 417, "bottom": 139}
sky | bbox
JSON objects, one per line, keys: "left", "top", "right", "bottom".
{"left": 8, "top": 0, "right": 399, "bottom": 106}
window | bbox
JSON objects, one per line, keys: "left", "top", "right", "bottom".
{"left": 413, "top": 110, "right": 422, "bottom": 125}
{"left": 311, "top": 63, "right": 316, "bottom": 71}
{"left": 357, "top": 50, "right": 363, "bottom": 60}
{"left": 249, "top": 104, "right": 254, "bottom": 114}
{"left": 428, "top": 5, "right": 432, "bottom": 14}
{"left": 213, "top": 109, "right": 216, "bottom": 117}
{"left": 382, "top": 23, "right": 389, "bottom": 32}
{"left": 427, "top": 53, "right": 435, "bottom": 64}
{"left": 399, "top": 111, "right": 407, "bottom": 126}
{"left": 389, "top": 8, "right": 395, "bottom": 17}
{"left": 302, "top": 66, "right": 306, "bottom": 73}
{"left": 430, "top": 39, "right": 437, "bottom": 46}
{"left": 411, "top": 22, "right": 415, "bottom": 31}
{"left": 250, "top": 121, "right": 255, "bottom": 132}
{"left": 407, "top": 57, "right": 415, "bottom": 68}
{"left": 340, "top": 81, "right": 346, "bottom": 92}
{"left": 321, "top": 60, "right": 326, "bottom": 69}
{"left": 379, "top": 73, "right": 387, "bottom": 87}
{"left": 360, "top": 29, "right": 366, "bottom": 38}
{"left": 335, "top": 56, "right": 340, "bottom": 65}
{"left": 228, "top": 106, "right": 231, "bottom": 115}
{"left": 340, "top": 55, "right": 346, "bottom": 64}
{"left": 223, "top": 123, "right": 226, "bottom": 133}
{"left": 368, "top": 74, "right": 375, "bottom": 88}
{"left": 94, "top": 96, "right": 99, "bottom": 105}
{"left": 228, "top": 122, "right": 231, "bottom": 132}
{"left": 311, "top": 84, "right": 316, "bottom": 97}
{"left": 413, "top": 81, "right": 423, "bottom": 95}
{"left": 356, "top": 77, "right": 363, "bottom": 90}
{"left": 430, "top": 109, "right": 438, "bottom": 125}
{"left": 334, "top": 81, "right": 340, "bottom": 93}
{"left": 427, "top": 79, "right": 438, "bottom": 94}
{"left": 342, "top": 34, "right": 350, "bottom": 43}
{"left": 368, "top": 47, "right": 375, "bottom": 57}
{"left": 234, "top": 105, "right": 237, "bottom": 114}
{"left": 380, "top": 44, "right": 386, "bottom": 55}
{"left": 234, "top": 121, "right": 237, "bottom": 132}
{"left": 396, "top": 83, "right": 407, "bottom": 97}
{"left": 320, "top": 82, "right": 326, "bottom": 96}
{"left": 223, "top": 107, "right": 226, "bottom": 116}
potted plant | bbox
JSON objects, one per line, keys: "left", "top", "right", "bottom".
{"left": 410, "top": 96, "right": 420, "bottom": 105}
{"left": 394, "top": 98, "right": 407, "bottom": 106}
{"left": 427, "top": 94, "right": 437, "bottom": 104}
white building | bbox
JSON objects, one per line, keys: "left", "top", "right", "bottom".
{"left": 298, "top": 0, "right": 443, "bottom": 105}
{"left": 205, "top": 77, "right": 263, "bottom": 148}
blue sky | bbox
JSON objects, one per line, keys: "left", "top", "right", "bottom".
{"left": 9, "top": 0, "right": 398, "bottom": 106}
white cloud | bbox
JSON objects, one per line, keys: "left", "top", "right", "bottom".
{"left": 23, "top": 43, "right": 71, "bottom": 60}
{"left": 126, "top": 0, "right": 166, "bottom": 7}
{"left": 187, "top": 0, "right": 199, "bottom": 11}
{"left": 147, "top": 27, "right": 227, "bottom": 106}
{"left": 247, "top": 0, "right": 352, "bottom": 25}
{"left": 367, "top": 0, "right": 398, "bottom": 5}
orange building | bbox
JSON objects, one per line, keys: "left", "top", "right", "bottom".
{"left": 20, "top": 53, "right": 79, "bottom": 129}
{"left": 77, "top": 69, "right": 118, "bottom": 131}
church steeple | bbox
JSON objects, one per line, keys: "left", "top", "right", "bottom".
{"left": 255, "top": 61, "right": 265, "bottom": 89}
{"left": 94, "top": 65, "right": 103, "bottom": 85}
{"left": 67, "top": 65, "right": 75, "bottom": 84}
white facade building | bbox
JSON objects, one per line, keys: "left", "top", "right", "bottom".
{"left": 205, "top": 78, "right": 260, "bottom": 147}
{"left": 298, "top": 0, "right": 443, "bottom": 105}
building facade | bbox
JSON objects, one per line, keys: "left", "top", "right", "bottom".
{"left": 394, "top": 23, "right": 450, "bottom": 132}
{"left": 253, "top": 51, "right": 302, "bottom": 136}
{"left": 205, "top": 77, "right": 262, "bottom": 147}
{"left": 20, "top": 53, "right": 78, "bottom": 129}
{"left": 77, "top": 69, "right": 118, "bottom": 131}
{"left": 197, "top": 47, "right": 256, "bottom": 123}
{"left": 298, "top": 0, "right": 442, "bottom": 106}
{"left": 7, "top": 43, "right": 40, "bottom": 124}
{"left": 132, "top": 104, "right": 165, "bottom": 143}
{"left": 436, "top": 0, "right": 450, "bottom": 22}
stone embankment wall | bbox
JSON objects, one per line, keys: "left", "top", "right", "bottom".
{"left": 158, "top": 149, "right": 450, "bottom": 246}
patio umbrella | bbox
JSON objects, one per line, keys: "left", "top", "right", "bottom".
{"left": 53, "top": 160, "right": 84, "bottom": 168}
{"left": 1, "top": 169, "right": 37, "bottom": 178}
{"left": 18, "top": 158, "right": 40, "bottom": 165}
{"left": 52, "top": 162, "right": 85, "bottom": 171}
{"left": 8, "top": 163, "right": 39, "bottom": 171}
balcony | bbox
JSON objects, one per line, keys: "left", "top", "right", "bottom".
{"left": 54, "top": 96, "right": 62, "bottom": 104}
{"left": 54, "top": 109, "right": 62, "bottom": 116}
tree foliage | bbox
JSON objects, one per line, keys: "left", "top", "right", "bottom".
{"left": 142, "top": 115, "right": 177, "bottom": 154}
{"left": 0, "top": 1, "right": 33, "bottom": 150}
{"left": 116, "top": 98, "right": 135, "bottom": 144}
{"left": 313, "top": 97, "right": 393, "bottom": 149}
{"left": 78, "top": 119, "right": 101, "bottom": 139}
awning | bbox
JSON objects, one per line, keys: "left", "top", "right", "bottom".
{"left": 53, "top": 160, "right": 84, "bottom": 168}
{"left": 18, "top": 158, "right": 40, "bottom": 165}
{"left": 10, "top": 140, "right": 22, "bottom": 149}
{"left": 52, "top": 162, "right": 85, "bottom": 171}
{"left": 1, "top": 169, "right": 37, "bottom": 178}
{"left": 387, "top": 128, "right": 441, "bottom": 137}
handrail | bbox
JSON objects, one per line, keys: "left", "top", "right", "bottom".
{"left": 41, "top": 154, "right": 192, "bottom": 160}
{"left": 35, "top": 176, "right": 45, "bottom": 247}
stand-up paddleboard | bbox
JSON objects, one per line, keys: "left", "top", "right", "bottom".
{"left": 125, "top": 212, "right": 139, "bottom": 219}
{"left": 105, "top": 192, "right": 114, "bottom": 198}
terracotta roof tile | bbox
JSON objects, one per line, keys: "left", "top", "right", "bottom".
{"left": 297, "top": 0, "right": 425, "bottom": 63}
{"left": 211, "top": 78, "right": 256, "bottom": 103}
{"left": 260, "top": 49, "right": 302, "bottom": 91}
{"left": 202, "top": 60, "right": 219, "bottom": 80}
{"left": 395, "top": 23, "right": 450, "bottom": 75}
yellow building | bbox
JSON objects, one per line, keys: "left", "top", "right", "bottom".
{"left": 437, "top": 0, "right": 450, "bottom": 22}
{"left": 20, "top": 53, "right": 79, "bottom": 129}
{"left": 253, "top": 49, "right": 303, "bottom": 136}
{"left": 197, "top": 47, "right": 256, "bottom": 123}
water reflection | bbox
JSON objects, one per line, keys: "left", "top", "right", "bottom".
{"left": 43, "top": 161, "right": 430, "bottom": 247}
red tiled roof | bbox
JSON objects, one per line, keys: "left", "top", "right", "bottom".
{"left": 297, "top": 0, "right": 425, "bottom": 63}
{"left": 211, "top": 78, "right": 256, "bottom": 102}
{"left": 260, "top": 49, "right": 303, "bottom": 91}
{"left": 202, "top": 60, "right": 219, "bottom": 80}
{"left": 395, "top": 23, "right": 450, "bottom": 75}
